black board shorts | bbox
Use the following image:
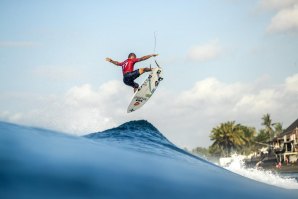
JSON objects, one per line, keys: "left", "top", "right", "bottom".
{"left": 123, "top": 69, "right": 140, "bottom": 89}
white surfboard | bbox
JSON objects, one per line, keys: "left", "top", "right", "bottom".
{"left": 127, "top": 62, "right": 163, "bottom": 113}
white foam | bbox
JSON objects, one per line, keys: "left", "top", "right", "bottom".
{"left": 223, "top": 154, "right": 298, "bottom": 189}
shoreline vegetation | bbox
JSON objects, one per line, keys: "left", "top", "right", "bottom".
{"left": 190, "top": 114, "right": 298, "bottom": 173}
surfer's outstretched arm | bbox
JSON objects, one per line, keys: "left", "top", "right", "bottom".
{"left": 105, "top": 58, "right": 122, "bottom": 66}
{"left": 139, "top": 54, "right": 158, "bottom": 61}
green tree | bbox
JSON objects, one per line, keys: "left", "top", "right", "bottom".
{"left": 239, "top": 125, "right": 257, "bottom": 154}
{"left": 240, "top": 125, "right": 256, "bottom": 142}
{"left": 254, "top": 129, "right": 270, "bottom": 144}
{"left": 261, "top": 113, "right": 274, "bottom": 141}
{"left": 273, "top": 122, "right": 283, "bottom": 137}
{"left": 192, "top": 147, "right": 210, "bottom": 157}
{"left": 210, "top": 121, "right": 247, "bottom": 157}
{"left": 208, "top": 144, "right": 222, "bottom": 157}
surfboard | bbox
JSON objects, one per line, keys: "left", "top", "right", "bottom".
{"left": 127, "top": 62, "right": 163, "bottom": 113}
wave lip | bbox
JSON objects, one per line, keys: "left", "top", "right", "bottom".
{"left": 86, "top": 120, "right": 169, "bottom": 145}
{"left": 85, "top": 120, "right": 203, "bottom": 161}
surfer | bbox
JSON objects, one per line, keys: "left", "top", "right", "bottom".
{"left": 106, "top": 53, "right": 158, "bottom": 92}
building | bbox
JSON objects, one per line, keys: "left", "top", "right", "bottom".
{"left": 272, "top": 118, "right": 298, "bottom": 163}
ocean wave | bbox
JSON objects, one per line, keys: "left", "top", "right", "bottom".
{"left": 0, "top": 120, "right": 297, "bottom": 199}
{"left": 85, "top": 120, "right": 209, "bottom": 164}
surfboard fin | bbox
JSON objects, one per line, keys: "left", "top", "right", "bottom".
{"left": 155, "top": 60, "right": 160, "bottom": 68}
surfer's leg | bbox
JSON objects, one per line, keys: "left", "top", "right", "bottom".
{"left": 132, "top": 82, "right": 139, "bottom": 93}
{"left": 123, "top": 70, "right": 140, "bottom": 93}
{"left": 138, "top": 68, "right": 152, "bottom": 75}
{"left": 124, "top": 78, "right": 138, "bottom": 89}
{"left": 124, "top": 79, "right": 138, "bottom": 93}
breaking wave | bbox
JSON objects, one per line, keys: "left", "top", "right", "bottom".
{"left": 222, "top": 154, "right": 298, "bottom": 189}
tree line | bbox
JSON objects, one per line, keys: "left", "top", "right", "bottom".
{"left": 192, "top": 113, "right": 283, "bottom": 158}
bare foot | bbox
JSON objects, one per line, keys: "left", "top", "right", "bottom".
{"left": 139, "top": 68, "right": 152, "bottom": 74}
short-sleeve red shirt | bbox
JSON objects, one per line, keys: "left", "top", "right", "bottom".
{"left": 117, "top": 58, "right": 140, "bottom": 75}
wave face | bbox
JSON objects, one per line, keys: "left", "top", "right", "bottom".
{"left": 0, "top": 120, "right": 297, "bottom": 199}
{"left": 85, "top": 120, "right": 208, "bottom": 163}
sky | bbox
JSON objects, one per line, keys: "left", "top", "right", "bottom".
{"left": 0, "top": 0, "right": 298, "bottom": 149}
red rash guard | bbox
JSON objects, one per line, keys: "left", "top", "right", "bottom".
{"left": 117, "top": 58, "right": 140, "bottom": 75}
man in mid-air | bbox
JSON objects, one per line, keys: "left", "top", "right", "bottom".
{"left": 106, "top": 53, "right": 158, "bottom": 92}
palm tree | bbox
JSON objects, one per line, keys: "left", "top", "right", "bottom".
{"left": 261, "top": 113, "right": 274, "bottom": 141}
{"left": 239, "top": 125, "right": 257, "bottom": 154}
{"left": 273, "top": 122, "right": 283, "bottom": 137}
{"left": 210, "top": 121, "right": 247, "bottom": 157}
{"left": 254, "top": 129, "right": 270, "bottom": 143}
{"left": 240, "top": 125, "right": 256, "bottom": 142}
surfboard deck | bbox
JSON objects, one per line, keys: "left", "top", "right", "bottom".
{"left": 127, "top": 66, "right": 163, "bottom": 113}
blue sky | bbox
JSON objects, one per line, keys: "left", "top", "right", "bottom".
{"left": 1, "top": 0, "right": 298, "bottom": 148}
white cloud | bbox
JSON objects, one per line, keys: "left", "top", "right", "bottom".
{"left": 267, "top": 5, "right": 298, "bottom": 33}
{"left": 285, "top": 73, "right": 298, "bottom": 92}
{"left": 0, "top": 81, "right": 130, "bottom": 134}
{"left": 258, "top": 0, "right": 298, "bottom": 34}
{"left": 187, "top": 40, "right": 221, "bottom": 62}
{"left": 258, "top": 0, "right": 297, "bottom": 11}
{"left": 0, "top": 111, "right": 23, "bottom": 121}
{"left": 1, "top": 74, "right": 298, "bottom": 149}
{"left": 0, "top": 41, "right": 40, "bottom": 48}
{"left": 178, "top": 78, "right": 247, "bottom": 104}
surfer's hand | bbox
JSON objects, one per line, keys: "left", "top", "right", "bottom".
{"left": 152, "top": 54, "right": 158, "bottom": 57}
{"left": 105, "top": 58, "right": 112, "bottom": 62}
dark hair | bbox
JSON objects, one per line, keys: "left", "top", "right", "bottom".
{"left": 128, "top": 53, "right": 136, "bottom": 58}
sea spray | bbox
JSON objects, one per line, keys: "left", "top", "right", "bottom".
{"left": 223, "top": 154, "right": 298, "bottom": 189}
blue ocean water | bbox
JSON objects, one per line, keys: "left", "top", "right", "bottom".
{"left": 0, "top": 120, "right": 297, "bottom": 199}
